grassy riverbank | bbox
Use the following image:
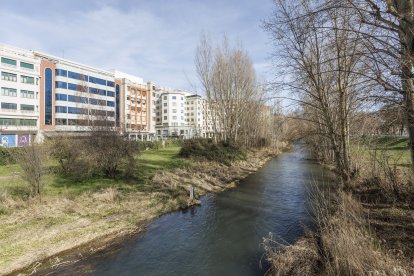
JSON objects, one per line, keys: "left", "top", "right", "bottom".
{"left": 265, "top": 137, "right": 414, "bottom": 275}
{"left": 0, "top": 144, "right": 286, "bottom": 275}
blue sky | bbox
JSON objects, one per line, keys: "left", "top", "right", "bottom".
{"left": 0, "top": 0, "right": 275, "bottom": 92}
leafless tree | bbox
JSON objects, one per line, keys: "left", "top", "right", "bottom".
{"left": 264, "top": 0, "right": 371, "bottom": 182}
{"left": 14, "top": 143, "right": 46, "bottom": 200}
{"left": 195, "top": 34, "right": 278, "bottom": 147}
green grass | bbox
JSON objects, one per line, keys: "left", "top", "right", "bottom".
{"left": 0, "top": 164, "right": 20, "bottom": 177}
{"left": 352, "top": 136, "right": 411, "bottom": 167}
{"left": 0, "top": 146, "right": 187, "bottom": 197}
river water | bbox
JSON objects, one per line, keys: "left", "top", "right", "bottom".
{"left": 73, "top": 146, "right": 330, "bottom": 275}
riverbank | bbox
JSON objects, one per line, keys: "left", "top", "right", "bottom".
{"left": 1, "top": 144, "right": 289, "bottom": 275}
{"left": 265, "top": 165, "right": 414, "bottom": 275}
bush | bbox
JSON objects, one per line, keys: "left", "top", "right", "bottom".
{"left": 179, "top": 139, "right": 245, "bottom": 165}
{"left": 49, "top": 132, "right": 140, "bottom": 180}
{"left": 0, "top": 147, "right": 17, "bottom": 165}
{"left": 136, "top": 141, "right": 162, "bottom": 151}
{"left": 136, "top": 139, "right": 184, "bottom": 151}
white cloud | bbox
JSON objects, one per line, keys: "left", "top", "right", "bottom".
{"left": 0, "top": 0, "right": 275, "bottom": 91}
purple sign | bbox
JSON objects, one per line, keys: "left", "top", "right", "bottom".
{"left": 17, "top": 134, "right": 30, "bottom": 147}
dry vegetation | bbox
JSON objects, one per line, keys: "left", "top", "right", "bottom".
{"left": 0, "top": 142, "right": 288, "bottom": 275}
{"left": 265, "top": 186, "right": 413, "bottom": 276}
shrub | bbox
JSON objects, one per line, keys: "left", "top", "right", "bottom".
{"left": 179, "top": 139, "right": 245, "bottom": 165}
{"left": 13, "top": 144, "right": 47, "bottom": 199}
{"left": 0, "top": 147, "right": 17, "bottom": 165}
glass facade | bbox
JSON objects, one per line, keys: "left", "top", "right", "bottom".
{"left": 68, "top": 71, "right": 88, "bottom": 81}
{"left": 55, "top": 106, "right": 67, "bottom": 113}
{"left": 89, "top": 76, "right": 106, "bottom": 85}
{"left": 44, "top": 68, "right": 53, "bottom": 125}
{"left": 55, "top": 69, "right": 67, "bottom": 77}
{"left": 56, "top": 81, "right": 68, "bottom": 89}
{"left": 55, "top": 93, "right": 67, "bottom": 101}
{"left": 115, "top": 84, "right": 120, "bottom": 127}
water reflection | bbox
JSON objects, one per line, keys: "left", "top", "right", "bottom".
{"left": 72, "top": 147, "right": 331, "bottom": 276}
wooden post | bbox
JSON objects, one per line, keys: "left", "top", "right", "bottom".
{"left": 189, "top": 185, "right": 194, "bottom": 200}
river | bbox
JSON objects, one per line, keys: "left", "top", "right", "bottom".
{"left": 62, "top": 146, "right": 330, "bottom": 275}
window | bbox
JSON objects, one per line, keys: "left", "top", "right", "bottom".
{"left": 68, "top": 95, "right": 88, "bottom": 104}
{"left": 172, "top": 109, "right": 177, "bottom": 113}
{"left": 21, "top": 75, "right": 34, "bottom": 84}
{"left": 89, "top": 98, "right": 98, "bottom": 105}
{"left": 164, "top": 109, "right": 167, "bottom": 113}
{"left": 164, "top": 103, "right": 167, "bottom": 107}
{"left": 68, "top": 71, "right": 88, "bottom": 81}
{"left": 55, "top": 106, "right": 67, "bottom": 113}
{"left": 89, "top": 76, "right": 106, "bottom": 85}
{"left": 107, "top": 101, "right": 114, "bottom": 107}
{"left": 172, "top": 116, "right": 177, "bottom": 120}
{"left": 55, "top": 69, "right": 67, "bottom": 77}
{"left": 1, "top": 72, "right": 17, "bottom": 82}
{"left": 21, "top": 104, "right": 34, "bottom": 111}
{"left": 20, "top": 119, "right": 36, "bottom": 126}
{"left": 0, "top": 118, "right": 17, "bottom": 125}
{"left": 68, "top": 107, "right": 87, "bottom": 114}
{"left": 1, "top": 57, "right": 16, "bottom": 66}
{"left": 44, "top": 68, "right": 53, "bottom": 125}
{"left": 98, "top": 89, "right": 106, "bottom": 96}
{"left": 67, "top": 83, "right": 87, "bottom": 92}
{"left": 164, "top": 116, "right": 167, "bottom": 120}
{"left": 172, "top": 96, "right": 176, "bottom": 100}
{"left": 56, "top": 81, "right": 67, "bottom": 89}
{"left": 107, "top": 81, "right": 114, "bottom": 87}
{"left": 20, "top": 62, "right": 34, "bottom": 70}
{"left": 107, "top": 91, "right": 115, "bottom": 97}
{"left": 55, "top": 118, "right": 67, "bottom": 125}
{"left": 21, "top": 90, "right": 34, "bottom": 98}
{"left": 164, "top": 96, "right": 167, "bottom": 100}
{"left": 1, "top": 87, "right": 17, "bottom": 97}
{"left": 172, "top": 102, "right": 177, "bottom": 106}
{"left": 1, "top": 102, "right": 17, "bottom": 110}
{"left": 55, "top": 93, "right": 67, "bottom": 101}
{"left": 89, "top": 87, "right": 98, "bottom": 94}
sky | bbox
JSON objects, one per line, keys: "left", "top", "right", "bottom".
{"left": 0, "top": 0, "right": 275, "bottom": 93}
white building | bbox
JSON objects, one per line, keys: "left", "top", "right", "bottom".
{"left": 0, "top": 44, "right": 40, "bottom": 146}
{"left": 34, "top": 52, "right": 116, "bottom": 136}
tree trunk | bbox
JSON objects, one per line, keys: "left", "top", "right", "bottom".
{"left": 399, "top": 14, "right": 414, "bottom": 173}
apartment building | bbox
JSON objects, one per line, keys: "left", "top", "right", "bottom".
{"left": 113, "top": 71, "right": 156, "bottom": 141}
{"left": 33, "top": 52, "right": 116, "bottom": 138}
{"left": 154, "top": 88, "right": 193, "bottom": 138}
{"left": 0, "top": 44, "right": 40, "bottom": 146}
{"left": 0, "top": 43, "right": 219, "bottom": 146}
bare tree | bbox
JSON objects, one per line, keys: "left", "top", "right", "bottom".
{"left": 14, "top": 143, "right": 46, "bottom": 200}
{"left": 265, "top": 0, "right": 370, "bottom": 182}
{"left": 195, "top": 34, "right": 276, "bottom": 147}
